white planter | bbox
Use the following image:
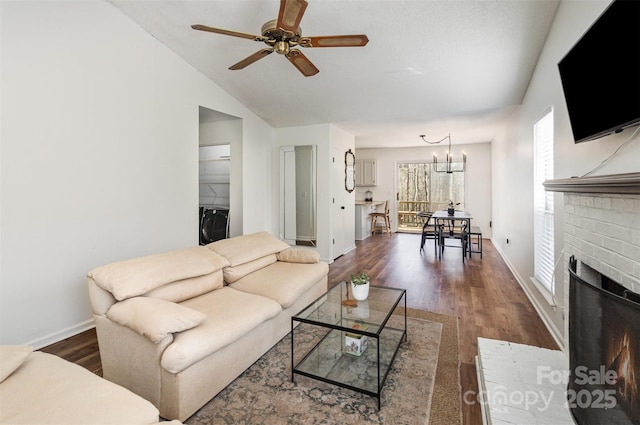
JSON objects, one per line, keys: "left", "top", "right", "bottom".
{"left": 351, "top": 282, "right": 370, "bottom": 301}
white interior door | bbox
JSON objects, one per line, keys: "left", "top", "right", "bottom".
{"left": 331, "top": 147, "right": 349, "bottom": 259}
{"left": 280, "top": 147, "right": 297, "bottom": 244}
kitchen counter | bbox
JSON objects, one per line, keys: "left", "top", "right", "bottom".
{"left": 355, "top": 201, "right": 385, "bottom": 240}
{"left": 355, "top": 200, "right": 385, "bottom": 206}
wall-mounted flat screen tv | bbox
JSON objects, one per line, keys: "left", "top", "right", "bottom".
{"left": 558, "top": 0, "right": 640, "bottom": 144}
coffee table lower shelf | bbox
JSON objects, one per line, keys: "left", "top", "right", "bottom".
{"left": 291, "top": 325, "right": 406, "bottom": 409}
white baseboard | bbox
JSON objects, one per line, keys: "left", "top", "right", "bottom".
{"left": 26, "top": 318, "right": 95, "bottom": 350}
{"left": 344, "top": 243, "right": 357, "bottom": 255}
{"left": 491, "top": 239, "right": 565, "bottom": 351}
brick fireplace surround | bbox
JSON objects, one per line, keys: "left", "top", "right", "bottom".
{"left": 549, "top": 173, "right": 640, "bottom": 328}
{"left": 477, "top": 173, "right": 640, "bottom": 425}
{"left": 562, "top": 190, "right": 640, "bottom": 333}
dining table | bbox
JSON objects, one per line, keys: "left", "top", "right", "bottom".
{"left": 431, "top": 210, "right": 473, "bottom": 259}
{"left": 431, "top": 210, "right": 473, "bottom": 226}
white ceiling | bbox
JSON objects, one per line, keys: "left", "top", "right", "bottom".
{"left": 108, "top": 0, "right": 560, "bottom": 148}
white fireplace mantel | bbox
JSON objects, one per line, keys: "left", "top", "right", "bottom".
{"left": 543, "top": 172, "right": 640, "bottom": 194}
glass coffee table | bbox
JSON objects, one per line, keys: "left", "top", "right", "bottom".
{"left": 291, "top": 282, "right": 407, "bottom": 409}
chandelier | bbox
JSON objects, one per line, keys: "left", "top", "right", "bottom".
{"left": 419, "top": 134, "right": 467, "bottom": 174}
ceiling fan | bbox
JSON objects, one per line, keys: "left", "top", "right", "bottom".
{"left": 191, "top": 0, "right": 369, "bottom": 77}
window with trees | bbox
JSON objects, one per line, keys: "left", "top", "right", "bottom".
{"left": 397, "top": 162, "right": 465, "bottom": 230}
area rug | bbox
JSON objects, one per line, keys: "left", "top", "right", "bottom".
{"left": 186, "top": 308, "right": 461, "bottom": 425}
{"left": 401, "top": 308, "right": 462, "bottom": 425}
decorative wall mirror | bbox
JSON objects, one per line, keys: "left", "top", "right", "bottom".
{"left": 345, "top": 149, "right": 355, "bottom": 193}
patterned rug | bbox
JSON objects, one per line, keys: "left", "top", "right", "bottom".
{"left": 186, "top": 309, "right": 461, "bottom": 425}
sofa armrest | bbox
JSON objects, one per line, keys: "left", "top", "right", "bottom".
{"left": 93, "top": 315, "right": 171, "bottom": 410}
{"left": 276, "top": 248, "right": 320, "bottom": 264}
{"left": 88, "top": 278, "right": 118, "bottom": 316}
{"left": 107, "top": 297, "right": 206, "bottom": 343}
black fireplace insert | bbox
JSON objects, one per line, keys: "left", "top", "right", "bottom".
{"left": 569, "top": 256, "right": 640, "bottom": 425}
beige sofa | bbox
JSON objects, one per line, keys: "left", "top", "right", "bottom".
{"left": 87, "top": 232, "right": 329, "bottom": 421}
{"left": 0, "top": 345, "right": 177, "bottom": 424}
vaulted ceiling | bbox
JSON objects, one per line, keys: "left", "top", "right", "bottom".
{"left": 109, "top": 0, "right": 560, "bottom": 148}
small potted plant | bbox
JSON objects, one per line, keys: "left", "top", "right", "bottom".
{"left": 350, "top": 272, "right": 370, "bottom": 301}
{"left": 447, "top": 200, "right": 460, "bottom": 216}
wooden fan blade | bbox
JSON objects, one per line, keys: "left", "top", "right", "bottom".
{"left": 285, "top": 49, "right": 319, "bottom": 77}
{"left": 301, "top": 34, "right": 369, "bottom": 48}
{"left": 191, "top": 24, "right": 265, "bottom": 42}
{"left": 229, "top": 49, "right": 274, "bottom": 70}
{"left": 277, "top": 0, "right": 308, "bottom": 33}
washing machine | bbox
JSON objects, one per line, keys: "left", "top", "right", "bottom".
{"left": 199, "top": 207, "right": 229, "bottom": 245}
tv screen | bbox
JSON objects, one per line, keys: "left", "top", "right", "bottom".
{"left": 558, "top": 0, "right": 640, "bottom": 144}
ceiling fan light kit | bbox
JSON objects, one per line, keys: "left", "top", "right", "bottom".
{"left": 191, "top": 0, "right": 368, "bottom": 77}
{"left": 274, "top": 40, "right": 290, "bottom": 55}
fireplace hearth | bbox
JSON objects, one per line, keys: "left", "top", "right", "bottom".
{"left": 569, "top": 256, "right": 640, "bottom": 425}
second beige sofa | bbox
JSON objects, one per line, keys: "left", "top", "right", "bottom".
{"left": 0, "top": 345, "right": 179, "bottom": 424}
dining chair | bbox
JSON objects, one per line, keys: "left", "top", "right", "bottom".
{"left": 440, "top": 219, "right": 469, "bottom": 262}
{"left": 467, "top": 225, "right": 483, "bottom": 258}
{"left": 418, "top": 212, "right": 441, "bottom": 254}
{"left": 369, "top": 200, "right": 391, "bottom": 235}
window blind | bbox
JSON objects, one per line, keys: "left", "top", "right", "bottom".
{"left": 533, "top": 110, "right": 555, "bottom": 292}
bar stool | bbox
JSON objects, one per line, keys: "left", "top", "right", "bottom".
{"left": 370, "top": 200, "right": 391, "bottom": 235}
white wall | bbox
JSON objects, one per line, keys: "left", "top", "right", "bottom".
{"left": 0, "top": 0, "right": 274, "bottom": 346}
{"left": 354, "top": 143, "right": 493, "bottom": 238}
{"left": 492, "top": 0, "right": 640, "bottom": 347}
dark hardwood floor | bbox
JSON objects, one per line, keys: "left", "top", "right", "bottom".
{"left": 41, "top": 232, "right": 558, "bottom": 425}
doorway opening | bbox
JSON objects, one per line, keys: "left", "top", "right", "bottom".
{"left": 198, "top": 106, "right": 240, "bottom": 243}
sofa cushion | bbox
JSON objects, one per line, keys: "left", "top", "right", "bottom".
{"left": 223, "top": 254, "right": 277, "bottom": 284}
{"left": 89, "top": 247, "right": 229, "bottom": 301}
{"left": 107, "top": 297, "right": 206, "bottom": 343}
{"left": 144, "top": 270, "right": 224, "bottom": 302}
{"left": 276, "top": 248, "right": 320, "bottom": 264}
{"left": 229, "top": 261, "right": 329, "bottom": 309}
{"left": 206, "top": 232, "right": 290, "bottom": 267}
{"left": 160, "top": 287, "right": 282, "bottom": 373}
{"left": 0, "top": 345, "right": 33, "bottom": 383}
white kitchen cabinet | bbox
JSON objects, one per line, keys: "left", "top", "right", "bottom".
{"left": 355, "top": 159, "right": 376, "bottom": 186}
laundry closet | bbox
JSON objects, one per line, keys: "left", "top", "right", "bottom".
{"left": 198, "top": 107, "right": 240, "bottom": 244}
{"left": 199, "top": 144, "right": 230, "bottom": 244}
